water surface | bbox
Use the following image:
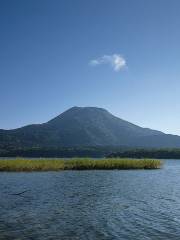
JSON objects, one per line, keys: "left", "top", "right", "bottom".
{"left": 0, "top": 160, "right": 180, "bottom": 239}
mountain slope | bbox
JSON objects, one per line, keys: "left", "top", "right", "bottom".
{"left": 0, "top": 106, "right": 180, "bottom": 148}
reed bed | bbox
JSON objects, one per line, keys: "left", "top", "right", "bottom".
{"left": 0, "top": 158, "right": 162, "bottom": 171}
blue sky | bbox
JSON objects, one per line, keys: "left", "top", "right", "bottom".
{"left": 0, "top": 0, "right": 180, "bottom": 134}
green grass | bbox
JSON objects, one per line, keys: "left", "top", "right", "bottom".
{"left": 0, "top": 158, "right": 163, "bottom": 171}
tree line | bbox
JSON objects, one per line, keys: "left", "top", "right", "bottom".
{"left": 107, "top": 148, "right": 180, "bottom": 159}
{"left": 1, "top": 146, "right": 180, "bottom": 158}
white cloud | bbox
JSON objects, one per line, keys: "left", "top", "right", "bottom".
{"left": 89, "top": 54, "right": 126, "bottom": 72}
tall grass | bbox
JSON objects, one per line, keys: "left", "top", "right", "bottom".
{"left": 0, "top": 158, "right": 162, "bottom": 171}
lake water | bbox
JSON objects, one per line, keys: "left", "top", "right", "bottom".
{"left": 0, "top": 160, "right": 180, "bottom": 239}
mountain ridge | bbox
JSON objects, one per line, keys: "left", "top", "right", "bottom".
{"left": 0, "top": 106, "right": 180, "bottom": 149}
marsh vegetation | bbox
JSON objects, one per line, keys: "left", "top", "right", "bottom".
{"left": 0, "top": 158, "right": 162, "bottom": 171}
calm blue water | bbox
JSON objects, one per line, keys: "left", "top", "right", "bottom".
{"left": 0, "top": 160, "right": 180, "bottom": 239}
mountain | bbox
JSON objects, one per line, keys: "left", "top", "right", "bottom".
{"left": 1, "top": 106, "right": 180, "bottom": 149}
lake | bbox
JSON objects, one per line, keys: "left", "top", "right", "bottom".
{"left": 0, "top": 159, "right": 180, "bottom": 239}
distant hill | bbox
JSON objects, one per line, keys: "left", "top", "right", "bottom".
{"left": 1, "top": 106, "right": 180, "bottom": 149}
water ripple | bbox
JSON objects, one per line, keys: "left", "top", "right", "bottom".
{"left": 1, "top": 160, "right": 180, "bottom": 239}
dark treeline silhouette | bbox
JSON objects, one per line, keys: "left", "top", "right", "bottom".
{"left": 0, "top": 146, "right": 128, "bottom": 158}
{"left": 107, "top": 148, "right": 180, "bottom": 159}
{"left": 1, "top": 147, "right": 180, "bottom": 158}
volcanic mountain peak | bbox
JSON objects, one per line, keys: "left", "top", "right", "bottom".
{"left": 1, "top": 106, "right": 180, "bottom": 148}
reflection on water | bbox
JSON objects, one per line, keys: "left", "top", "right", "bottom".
{"left": 0, "top": 160, "right": 180, "bottom": 239}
